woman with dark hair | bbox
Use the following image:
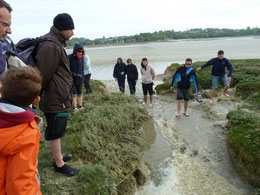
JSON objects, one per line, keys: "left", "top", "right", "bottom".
{"left": 125, "top": 58, "right": 138, "bottom": 95}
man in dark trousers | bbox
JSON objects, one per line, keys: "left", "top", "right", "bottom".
{"left": 196, "top": 50, "right": 233, "bottom": 103}
{"left": 171, "top": 58, "right": 200, "bottom": 117}
{"left": 35, "top": 13, "right": 77, "bottom": 176}
{"left": 125, "top": 58, "right": 138, "bottom": 95}
{"left": 113, "top": 57, "right": 126, "bottom": 93}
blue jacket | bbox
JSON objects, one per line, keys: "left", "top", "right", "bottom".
{"left": 68, "top": 43, "right": 84, "bottom": 85}
{"left": 171, "top": 66, "right": 199, "bottom": 92}
{"left": 0, "top": 38, "right": 16, "bottom": 79}
{"left": 113, "top": 57, "right": 126, "bottom": 81}
{"left": 201, "top": 57, "right": 233, "bottom": 77}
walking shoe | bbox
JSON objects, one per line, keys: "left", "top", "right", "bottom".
{"left": 74, "top": 107, "right": 79, "bottom": 112}
{"left": 78, "top": 106, "right": 84, "bottom": 111}
{"left": 63, "top": 154, "right": 72, "bottom": 162}
{"left": 54, "top": 163, "right": 78, "bottom": 177}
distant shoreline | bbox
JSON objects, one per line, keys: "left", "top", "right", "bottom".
{"left": 66, "top": 35, "right": 260, "bottom": 49}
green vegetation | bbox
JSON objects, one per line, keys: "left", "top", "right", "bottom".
{"left": 38, "top": 80, "right": 149, "bottom": 194}
{"left": 156, "top": 59, "right": 260, "bottom": 187}
{"left": 226, "top": 110, "right": 260, "bottom": 187}
{"left": 67, "top": 27, "right": 260, "bottom": 46}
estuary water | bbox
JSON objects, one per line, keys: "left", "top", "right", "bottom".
{"left": 67, "top": 36, "right": 260, "bottom": 80}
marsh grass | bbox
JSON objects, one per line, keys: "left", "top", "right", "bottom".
{"left": 37, "top": 80, "right": 149, "bottom": 194}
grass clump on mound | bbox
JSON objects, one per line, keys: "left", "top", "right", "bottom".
{"left": 38, "top": 80, "right": 149, "bottom": 194}
{"left": 226, "top": 109, "right": 260, "bottom": 187}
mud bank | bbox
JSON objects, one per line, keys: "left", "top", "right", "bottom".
{"left": 105, "top": 80, "right": 256, "bottom": 194}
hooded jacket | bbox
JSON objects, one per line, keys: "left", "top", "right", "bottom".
{"left": 35, "top": 26, "right": 73, "bottom": 113}
{"left": 0, "top": 102, "right": 41, "bottom": 195}
{"left": 68, "top": 43, "right": 84, "bottom": 85}
{"left": 113, "top": 58, "right": 126, "bottom": 81}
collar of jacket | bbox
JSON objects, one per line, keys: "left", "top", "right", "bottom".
{"left": 49, "top": 26, "right": 67, "bottom": 47}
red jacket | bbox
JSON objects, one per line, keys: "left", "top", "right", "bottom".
{"left": 0, "top": 102, "right": 41, "bottom": 195}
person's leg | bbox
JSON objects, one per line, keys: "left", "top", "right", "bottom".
{"left": 84, "top": 74, "right": 92, "bottom": 94}
{"left": 128, "top": 80, "right": 133, "bottom": 94}
{"left": 148, "top": 83, "right": 153, "bottom": 106}
{"left": 184, "top": 101, "right": 189, "bottom": 115}
{"left": 144, "top": 95, "right": 148, "bottom": 104}
{"left": 183, "top": 89, "right": 190, "bottom": 116}
{"left": 78, "top": 96, "right": 83, "bottom": 107}
{"left": 177, "top": 100, "right": 182, "bottom": 117}
{"left": 77, "top": 84, "right": 83, "bottom": 108}
{"left": 222, "top": 75, "right": 230, "bottom": 97}
{"left": 211, "top": 76, "right": 219, "bottom": 101}
{"left": 133, "top": 81, "right": 136, "bottom": 95}
{"left": 142, "top": 83, "right": 148, "bottom": 104}
{"left": 72, "top": 96, "right": 77, "bottom": 108}
{"left": 50, "top": 139, "right": 64, "bottom": 167}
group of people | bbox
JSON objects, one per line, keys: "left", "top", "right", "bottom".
{"left": 113, "top": 57, "right": 156, "bottom": 106}
{"left": 171, "top": 50, "right": 233, "bottom": 117}
{"left": 0, "top": 0, "right": 234, "bottom": 194}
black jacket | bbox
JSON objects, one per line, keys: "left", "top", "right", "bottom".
{"left": 125, "top": 63, "right": 138, "bottom": 81}
{"left": 68, "top": 43, "right": 84, "bottom": 85}
{"left": 113, "top": 57, "right": 126, "bottom": 81}
{"left": 171, "top": 66, "right": 199, "bottom": 92}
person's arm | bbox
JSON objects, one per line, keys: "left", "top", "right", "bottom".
{"left": 197, "top": 59, "right": 213, "bottom": 71}
{"left": 35, "top": 43, "right": 61, "bottom": 88}
{"left": 192, "top": 70, "right": 199, "bottom": 93}
{"left": 84, "top": 55, "right": 91, "bottom": 74}
{"left": 226, "top": 59, "right": 234, "bottom": 78}
{"left": 113, "top": 64, "right": 117, "bottom": 79}
{"left": 150, "top": 66, "right": 155, "bottom": 80}
{"left": 135, "top": 65, "right": 138, "bottom": 81}
{"left": 171, "top": 68, "right": 179, "bottom": 89}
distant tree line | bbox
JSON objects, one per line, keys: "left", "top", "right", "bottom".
{"left": 67, "top": 27, "right": 260, "bottom": 46}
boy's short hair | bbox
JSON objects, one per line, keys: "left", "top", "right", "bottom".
{"left": 126, "top": 58, "right": 132, "bottom": 63}
{"left": 185, "top": 58, "right": 192, "bottom": 63}
{"left": 1, "top": 66, "right": 42, "bottom": 107}
{"left": 218, "top": 50, "right": 224, "bottom": 55}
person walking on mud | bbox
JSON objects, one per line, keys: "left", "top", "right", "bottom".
{"left": 171, "top": 58, "right": 200, "bottom": 117}
{"left": 196, "top": 50, "right": 233, "bottom": 103}
{"left": 141, "top": 58, "right": 155, "bottom": 107}
{"left": 125, "top": 58, "right": 138, "bottom": 95}
{"left": 113, "top": 57, "right": 126, "bottom": 93}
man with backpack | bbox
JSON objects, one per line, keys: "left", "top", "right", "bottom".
{"left": 0, "top": 0, "right": 13, "bottom": 80}
{"left": 34, "top": 13, "right": 78, "bottom": 176}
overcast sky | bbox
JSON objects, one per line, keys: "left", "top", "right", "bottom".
{"left": 9, "top": 0, "right": 260, "bottom": 43}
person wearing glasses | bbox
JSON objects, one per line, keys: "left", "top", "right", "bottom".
{"left": 170, "top": 58, "right": 200, "bottom": 117}
{"left": 0, "top": 0, "right": 13, "bottom": 80}
{"left": 196, "top": 50, "right": 233, "bottom": 103}
{"left": 69, "top": 43, "right": 85, "bottom": 112}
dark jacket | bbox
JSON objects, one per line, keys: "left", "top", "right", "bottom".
{"left": 171, "top": 66, "right": 199, "bottom": 92}
{"left": 68, "top": 43, "right": 84, "bottom": 85}
{"left": 125, "top": 63, "right": 138, "bottom": 81}
{"left": 113, "top": 58, "right": 126, "bottom": 81}
{"left": 201, "top": 57, "right": 233, "bottom": 77}
{"left": 35, "top": 26, "right": 73, "bottom": 113}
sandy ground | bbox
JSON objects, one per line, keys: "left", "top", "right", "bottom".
{"left": 104, "top": 79, "right": 254, "bottom": 195}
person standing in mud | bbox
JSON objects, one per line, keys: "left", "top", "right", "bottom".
{"left": 125, "top": 58, "right": 138, "bottom": 95}
{"left": 196, "top": 50, "right": 233, "bottom": 103}
{"left": 35, "top": 13, "right": 78, "bottom": 176}
{"left": 171, "top": 58, "right": 200, "bottom": 117}
{"left": 113, "top": 57, "right": 126, "bottom": 93}
{"left": 141, "top": 58, "right": 155, "bottom": 106}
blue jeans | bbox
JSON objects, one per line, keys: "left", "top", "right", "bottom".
{"left": 212, "top": 75, "right": 229, "bottom": 89}
{"left": 127, "top": 80, "right": 136, "bottom": 94}
{"left": 117, "top": 79, "right": 125, "bottom": 93}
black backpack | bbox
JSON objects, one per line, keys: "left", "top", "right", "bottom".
{"left": 16, "top": 37, "right": 61, "bottom": 66}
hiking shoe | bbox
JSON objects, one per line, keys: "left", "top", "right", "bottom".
{"left": 63, "top": 154, "right": 72, "bottom": 162}
{"left": 54, "top": 163, "right": 78, "bottom": 176}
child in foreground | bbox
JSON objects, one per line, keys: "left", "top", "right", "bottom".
{"left": 0, "top": 66, "right": 42, "bottom": 195}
